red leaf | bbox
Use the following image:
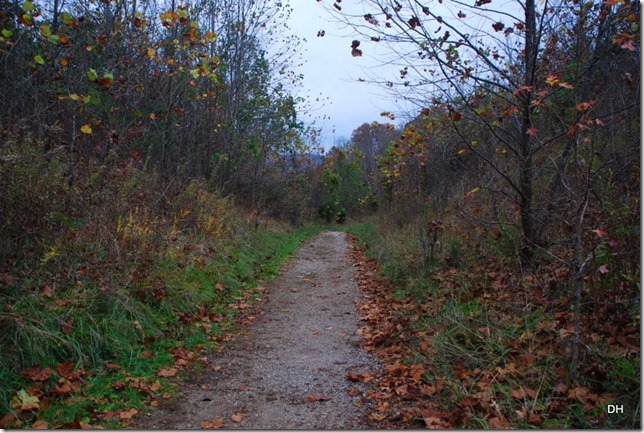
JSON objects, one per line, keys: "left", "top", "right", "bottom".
{"left": 408, "top": 16, "right": 420, "bottom": 29}
{"left": 364, "top": 14, "right": 378, "bottom": 25}
{"left": 513, "top": 85, "right": 532, "bottom": 96}
{"left": 492, "top": 22, "right": 504, "bottom": 32}
{"left": 592, "top": 229, "right": 607, "bottom": 238}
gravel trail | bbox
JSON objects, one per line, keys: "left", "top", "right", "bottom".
{"left": 137, "top": 231, "right": 379, "bottom": 429}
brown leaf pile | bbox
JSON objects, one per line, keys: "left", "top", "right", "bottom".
{"left": 348, "top": 236, "right": 637, "bottom": 429}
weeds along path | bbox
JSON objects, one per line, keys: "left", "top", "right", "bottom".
{"left": 136, "top": 231, "right": 379, "bottom": 429}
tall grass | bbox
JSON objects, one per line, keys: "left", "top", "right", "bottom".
{"left": 0, "top": 138, "right": 319, "bottom": 418}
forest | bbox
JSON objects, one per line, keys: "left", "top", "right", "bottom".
{"left": 0, "top": 0, "right": 640, "bottom": 429}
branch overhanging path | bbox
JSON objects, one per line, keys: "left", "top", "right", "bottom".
{"left": 136, "top": 231, "right": 379, "bottom": 429}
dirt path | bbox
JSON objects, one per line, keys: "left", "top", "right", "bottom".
{"left": 137, "top": 231, "right": 379, "bottom": 429}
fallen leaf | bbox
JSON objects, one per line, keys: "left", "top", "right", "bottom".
{"left": 210, "top": 365, "right": 222, "bottom": 372}
{"left": 230, "top": 413, "right": 244, "bottom": 423}
{"left": 119, "top": 408, "right": 138, "bottom": 420}
{"left": 0, "top": 413, "right": 19, "bottom": 429}
{"left": 370, "top": 413, "right": 387, "bottom": 421}
{"left": 200, "top": 419, "right": 225, "bottom": 429}
{"left": 20, "top": 366, "right": 52, "bottom": 382}
{"left": 306, "top": 394, "right": 330, "bottom": 402}
{"left": 41, "top": 284, "right": 53, "bottom": 297}
{"left": 489, "top": 416, "right": 511, "bottom": 429}
{"left": 31, "top": 419, "right": 48, "bottom": 429}
{"left": 140, "top": 350, "right": 153, "bottom": 359}
{"left": 528, "top": 412, "right": 542, "bottom": 425}
{"left": 11, "top": 389, "right": 40, "bottom": 411}
{"left": 156, "top": 366, "right": 177, "bottom": 378}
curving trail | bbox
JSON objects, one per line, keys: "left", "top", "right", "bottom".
{"left": 136, "top": 231, "right": 379, "bottom": 429}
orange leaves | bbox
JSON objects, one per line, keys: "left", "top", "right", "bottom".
{"left": 119, "top": 408, "right": 138, "bottom": 420}
{"left": 510, "top": 387, "right": 537, "bottom": 400}
{"left": 230, "top": 413, "right": 244, "bottom": 423}
{"left": 200, "top": 419, "right": 225, "bottom": 429}
{"left": 156, "top": 366, "right": 178, "bottom": 378}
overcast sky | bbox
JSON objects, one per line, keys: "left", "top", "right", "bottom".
{"left": 287, "top": 0, "right": 407, "bottom": 149}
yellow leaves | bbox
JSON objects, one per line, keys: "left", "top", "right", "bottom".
{"left": 11, "top": 389, "right": 40, "bottom": 411}
{"left": 545, "top": 74, "right": 573, "bottom": 89}
{"left": 545, "top": 75, "right": 559, "bottom": 86}
{"left": 465, "top": 187, "right": 480, "bottom": 198}
{"left": 146, "top": 47, "right": 156, "bottom": 59}
{"left": 33, "top": 55, "right": 44, "bottom": 65}
{"left": 41, "top": 243, "right": 60, "bottom": 263}
{"left": 22, "top": 1, "right": 34, "bottom": 12}
{"left": 80, "top": 124, "right": 92, "bottom": 134}
{"left": 39, "top": 24, "right": 51, "bottom": 37}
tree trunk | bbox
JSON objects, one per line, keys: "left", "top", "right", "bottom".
{"left": 519, "top": 0, "right": 539, "bottom": 271}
